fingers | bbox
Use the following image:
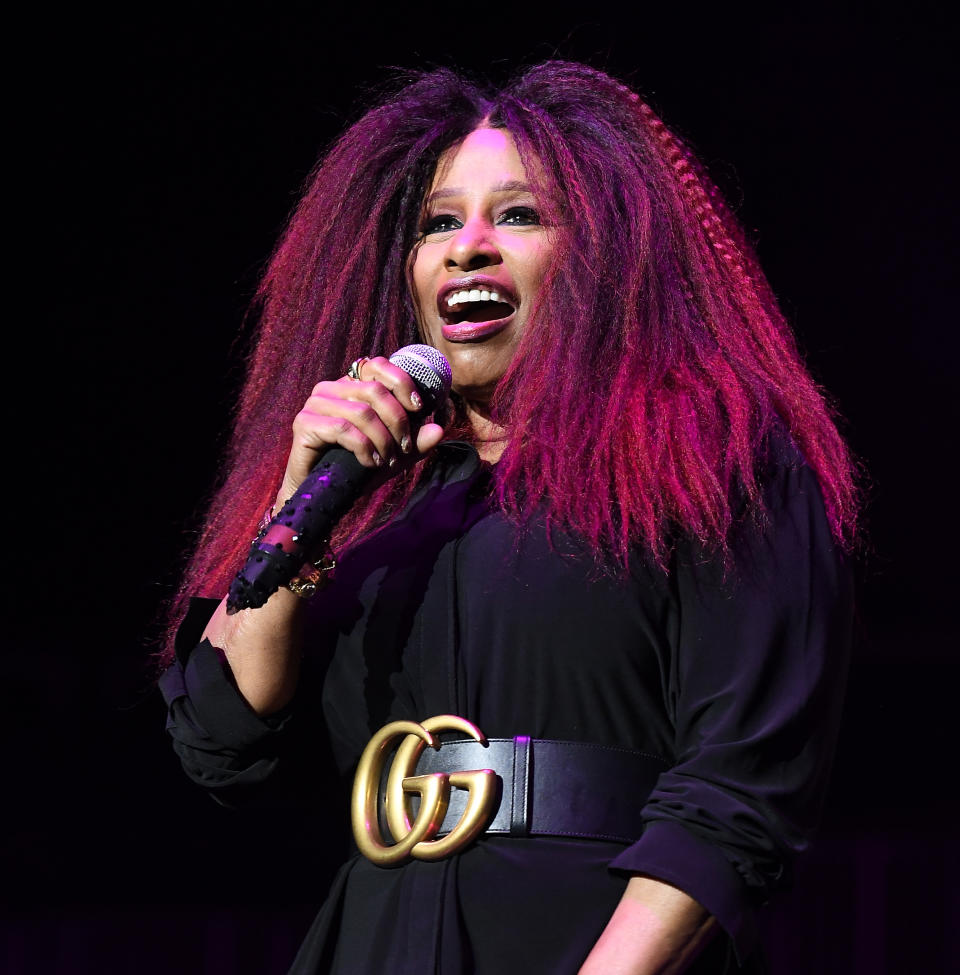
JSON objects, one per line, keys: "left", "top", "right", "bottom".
{"left": 293, "top": 407, "right": 387, "bottom": 470}
{"left": 416, "top": 422, "right": 445, "bottom": 455}
{"left": 356, "top": 356, "right": 425, "bottom": 414}
{"left": 334, "top": 355, "right": 437, "bottom": 455}
{"left": 279, "top": 357, "right": 444, "bottom": 495}
{"left": 305, "top": 385, "right": 406, "bottom": 464}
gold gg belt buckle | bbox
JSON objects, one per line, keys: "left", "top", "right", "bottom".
{"left": 351, "top": 714, "right": 498, "bottom": 866}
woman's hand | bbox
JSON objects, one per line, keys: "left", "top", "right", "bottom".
{"left": 201, "top": 356, "right": 446, "bottom": 716}
{"left": 272, "top": 356, "right": 446, "bottom": 514}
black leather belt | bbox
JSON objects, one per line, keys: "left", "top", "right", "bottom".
{"left": 404, "top": 736, "right": 669, "bottom": 844}
{"left": 352, "top": 716, "right": 671, "bottom": 865}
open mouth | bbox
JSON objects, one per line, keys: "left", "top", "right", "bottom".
{"left": 441, "top": 288, "right": 516, "bottom": 326}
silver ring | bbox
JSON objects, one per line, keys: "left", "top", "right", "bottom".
{"left": 347, "top": 356, "right": 371, "bottom": 381}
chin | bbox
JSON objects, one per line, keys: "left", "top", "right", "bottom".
{"left": 444, "top": 349, "right": 511, "bottom": 403}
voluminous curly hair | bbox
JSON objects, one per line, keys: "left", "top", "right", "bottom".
{"left": 160, "top": 61, "right": 859, "bottom": 666}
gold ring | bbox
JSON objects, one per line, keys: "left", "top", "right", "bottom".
{"left": 347, "top": 356, "right": 371, "bottom": 381}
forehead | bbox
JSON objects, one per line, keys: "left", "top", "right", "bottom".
{"left": 430, "top": 127, "right": 529, "bottom": 191}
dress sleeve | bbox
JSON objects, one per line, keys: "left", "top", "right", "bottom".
{"left": 159, "top": 597, "right": 294, "bottom": 804}
{"left": 609, "top": 451, "right": 854, "bottom": 961}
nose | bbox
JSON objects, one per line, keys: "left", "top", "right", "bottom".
{"left": 444, "top": 217, "right": 502, "bottom": 272}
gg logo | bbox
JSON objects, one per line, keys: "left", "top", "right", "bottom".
{"left": 351, "top": 715, "right": 497, "bottom": 866}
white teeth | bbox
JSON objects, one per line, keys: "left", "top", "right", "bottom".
{"left": 445, "top": 289, "right": 509, "bottom": 307}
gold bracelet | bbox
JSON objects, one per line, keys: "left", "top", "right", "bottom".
{"left": 255, "top": 504, "right": 336, "bottom": 598}
{"left": 286, "top": 551, "right": 337, "bottom": 599}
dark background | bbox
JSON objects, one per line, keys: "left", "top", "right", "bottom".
{"left": 7, "top": 6, "right": 958, "bottom": 973}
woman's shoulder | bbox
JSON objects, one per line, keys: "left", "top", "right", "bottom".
{"left": 731, "top": 420, "right": 816, "bottom": 525}
{"left": 756, "top": 421, "right": 829, "bottom": 518}
{"left": 756, "top": 419, "right": 806, "bottom": 478}
{"left": 670, "top": 422, "right": 838, "bottom": 578}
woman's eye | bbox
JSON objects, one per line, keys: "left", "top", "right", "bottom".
{"left": 499, "top": 206, "right": 541, "bottom": 226}
{"left": 420, "top": 214, "right": 461, "bottom": 235}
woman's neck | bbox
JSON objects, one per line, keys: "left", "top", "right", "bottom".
{"left": 464, "top": 400, "right": 508, "bottom": 463}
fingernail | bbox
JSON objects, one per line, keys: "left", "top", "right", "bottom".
{"left": 401, "top": 435, "right": 411, "bottom": 454}
{"left": 372, "top": 451, "right": 383, "bottom": 467}
{"left": 410, "top": 391, "right": 422, "bottom": 410}
{"left": 388, "top": 455, "right": 397, "bottom": 468}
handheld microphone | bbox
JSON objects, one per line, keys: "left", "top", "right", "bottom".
{"left": 226, "top": 344, "right": 452, "bottom": 614}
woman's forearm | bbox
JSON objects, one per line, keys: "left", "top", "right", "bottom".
{"left": 201, "top": 586, "right": 306, "bottom": 715}
{"left": 578, "top": 876, "right": 717, "bottom": 975}
{"left": 197, "top": 358, "right": 444, "bottom": 716}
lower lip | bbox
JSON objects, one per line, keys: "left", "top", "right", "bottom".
{"left": 440, "top": 313, "right": 514, "bottom": 343}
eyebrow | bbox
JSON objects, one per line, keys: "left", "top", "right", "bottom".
{"left": 426, "top": 180, "right": 534, "bottom": 204}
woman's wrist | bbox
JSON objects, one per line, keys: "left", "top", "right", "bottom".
{"left": 578, "top": 876, "right": 716, "bottom": 975}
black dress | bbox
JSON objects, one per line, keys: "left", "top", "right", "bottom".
{"left": 161, "top": 438, "right": 853, "bottom": 974}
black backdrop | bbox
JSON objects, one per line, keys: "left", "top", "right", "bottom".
{"left": 7, "top": 7, "right": 958, "bottom": 974}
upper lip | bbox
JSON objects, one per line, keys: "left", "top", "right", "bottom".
{"left": 436, "top": 276, "right": 518, "bottom": 318}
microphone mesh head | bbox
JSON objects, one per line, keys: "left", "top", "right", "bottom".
{"left": 389, "top": 344, "right": 453, "bottom": 405}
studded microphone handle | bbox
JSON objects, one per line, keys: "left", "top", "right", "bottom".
{"left": 225, "top": 344, "right": 451, "bottom": 614}
{"left": 226, "top": 448, "right": 370, "bottom": 614}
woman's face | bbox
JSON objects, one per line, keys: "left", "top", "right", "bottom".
{"left": 411, "top": 127, "right": 554, "bottom": 404}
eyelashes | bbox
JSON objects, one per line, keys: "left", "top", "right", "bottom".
{"left": 419, "top": 213, "right": 459, "bottom": 235}
{"left": 419, "top": 206, "right": 542, "bottom": 237}
{"left": 499, "top": 206, "right": 541, "bottom": 226}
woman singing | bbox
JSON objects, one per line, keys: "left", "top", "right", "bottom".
{"left": 159, "top": 61, "right": 859, "bottom": 973}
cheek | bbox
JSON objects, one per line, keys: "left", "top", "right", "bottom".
{"left": 518, "top": 240, "right": 554, "bottom": 291}
{"left": 412, "top": 255, "right": 440, "bottom": 316}
{"left": 408, "top": 254, "right": 432, "bottom": 328}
